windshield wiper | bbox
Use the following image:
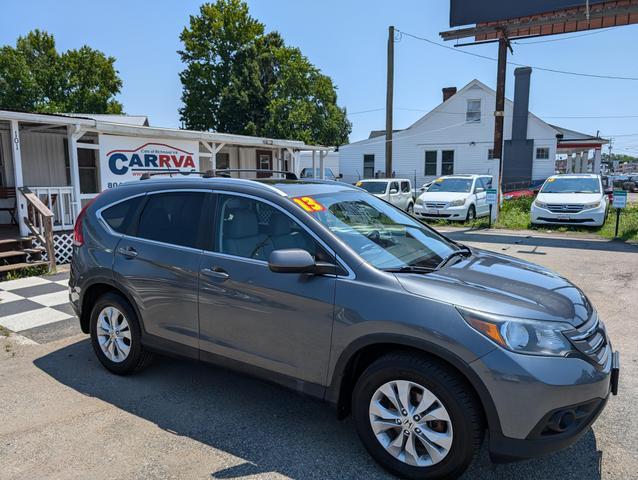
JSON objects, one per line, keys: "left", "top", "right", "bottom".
{"left": 436, "top": 246, "right": 472, "bottom": 270}
{"left": 381, "top": 265, "right": 436, "bottom": 274}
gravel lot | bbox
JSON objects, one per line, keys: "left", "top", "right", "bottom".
{"left": 0, "top": 229, "right": 636, "bottom": 480}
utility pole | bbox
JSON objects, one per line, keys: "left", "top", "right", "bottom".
{"left": 493, "top": 34, "right": 508, "bottom": 200}
{"left": 385, "top": 25, "right": 395, "bottom": 178}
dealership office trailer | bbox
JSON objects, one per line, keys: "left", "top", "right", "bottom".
{"left": 0, "top": 110, "right": 332, "bottom": 266}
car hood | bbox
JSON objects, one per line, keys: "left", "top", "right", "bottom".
{"left": 395, "top": 249, "right": 591, "bottom": 326}
{"left": 419, "top": 191, "right": 469, "bottom": 202}
{"left": 536, "top": 192, "right": 602, "bottom": 204}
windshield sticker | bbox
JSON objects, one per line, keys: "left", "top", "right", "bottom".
{"left": 356, "top": 181, "right": 363, "bottom": 186}
{"left": 293, "top": 196, "right": 326, "bottom": 213}
{"left": 547, "top": 177, "right": 556, "bottom": 182}
{"left": 434, "top": 178, "right": 443, "bottom": 183}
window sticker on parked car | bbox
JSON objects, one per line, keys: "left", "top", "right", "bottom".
{"left": 293, "top": 196, "right": 326, "bottom": 212}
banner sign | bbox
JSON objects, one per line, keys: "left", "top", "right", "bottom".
{"left": 98, "top": 135, "right": 199, "bottom": 190}
{"left": 613, "top": 190, "right": 627, "bottom": 209}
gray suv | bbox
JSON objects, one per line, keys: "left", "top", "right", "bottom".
{"left": 70, "top": 175, "right": 619, "bottom": 480}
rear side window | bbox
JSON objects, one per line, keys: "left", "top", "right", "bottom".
{"left": 401, "top": 181, "right": 410, "bottom": 193}
{"left": 101, "top": 196, "right": 144, "bottom": 234}
{"left": 136, "top": 192, "right": 206, "bottom": 249}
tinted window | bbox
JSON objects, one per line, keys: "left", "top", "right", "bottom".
{"left": 424, "top": 151, "right": 437, "bottom": 176}
{"left": 359, "top": 181, "right": 387, "bottom": 194}
{"left": 101, "top": 196, "right": 144, "bottom": 234}
{"left": 428, "top": 178, "right": 472, "bottom": 193}
{"left": 401, "top": 181, "right": 410, "bottom": 193}
{"left": 442, "top": 151, "right": 454, "bottom": 175}
{"left": 216, "top": 195, "right": 327, "bottom": 261}
{"left": 389, "top": 182, "right": 399, "bottom": 193}
{"left": 363, "top": 154, "right": 375, "bottom": 178}
{"left": 136, "top": 192, "right": 206, "bottom": 248}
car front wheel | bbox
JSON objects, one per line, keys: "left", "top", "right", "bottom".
{"left": 466, "top": 205, "right": 476, "bottom": 222}
{"left": 352, "top": 353, "right": 483, "bottom": 479}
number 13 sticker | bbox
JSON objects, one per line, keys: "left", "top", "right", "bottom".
{"left": 293, "top": 196, "right": 325, "bottom": 212}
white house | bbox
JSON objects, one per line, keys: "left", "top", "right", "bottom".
{"left": 339, "top": 77, "right": 605, "bottom": 189}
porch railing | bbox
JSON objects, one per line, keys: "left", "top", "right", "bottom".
{"left": 30, "top": 186, "right": 75, "bottom": 231}
{"left": 18, "top": 187, "right": 57, "bottom": 273}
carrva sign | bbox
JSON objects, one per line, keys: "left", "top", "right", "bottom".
{"left": 613, "top": 190, "right": 627, "bottom": 209}
{"left": 98, "top": 135, "right": 199, "bottom": 189}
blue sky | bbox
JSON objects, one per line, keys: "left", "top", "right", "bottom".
{"left": 1, "top": 0, "right": 637, "bottom": 155}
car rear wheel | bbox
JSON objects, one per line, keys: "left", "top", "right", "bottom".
{"left": 352, "top": 353, "right": 483, "bottom": 479}
{"left": 466, "top": 205, "right": 476, "bottom": 222}
{"left": 89, "top": 292, "right": 152, "bottom": 375}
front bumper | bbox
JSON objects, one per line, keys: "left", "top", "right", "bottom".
{"left": 471, "top": 345, "right": 619, "bottom": 462}
{"left": 531, "top": 204, "right": 606, "bottom": 226}
{"left": 414, "top": 203, "right": 468, "bottom": 220}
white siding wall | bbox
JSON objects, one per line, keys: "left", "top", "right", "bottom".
{"left": 298, "top": 151, "right": 340, "bottom": 176}
{"left": 340, "top": 81, "right": 557, "bottom": 187}
{"left": 20, "top": 132, "right": 68, "bottom": 187}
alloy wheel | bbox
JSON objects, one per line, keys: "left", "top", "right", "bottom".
{"left": 369, "top": 380, "right": 453, "bottom": 467}
{"left": 96, "top": 306, "right": 132, "bottom": 363}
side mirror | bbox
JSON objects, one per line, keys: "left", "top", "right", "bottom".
{"left": 533, "top": 188, "right": 540, "bottom": 195}
{"left": 268, "top": 249, "right": 336, "bottom": 275}
{"left": 389, "top": 188, "right": 399, "bottom": 195}
{"left": 337, "top": 173, "right": 343, "bottom": 179}
{"left": 475, "top": 187, "right": 485, "bottom": 193}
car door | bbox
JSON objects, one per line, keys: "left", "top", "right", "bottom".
{"left": 388, "top": 181, "right": 400, "bottom": 207}
{"left": 198, "top": 192, "right": 337, "bottom": 386}
{"left": 112, "top": 190, "right": 209, "bottom": 349}
{"left": 400, "top": 181, "right": 411, "bottom": 209}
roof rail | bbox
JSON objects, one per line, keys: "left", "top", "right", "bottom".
{"left": 134, "top": 168, "right": 297, "bottom": 181}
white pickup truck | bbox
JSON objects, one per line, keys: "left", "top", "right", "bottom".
{"left": 356, "top": 178, "right": 414, "bottom": 212}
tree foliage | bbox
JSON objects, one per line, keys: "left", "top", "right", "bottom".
{"left": 179, "top": 0, "right": 351, "bottom": 145}
{"left": 0, "top": 29, "right": 123, "bottom": 113}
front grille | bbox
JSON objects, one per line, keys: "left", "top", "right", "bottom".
{"left": 564, "top": 312, "right": 609, "bottom": 366}
{"left": 424, "top": 202, "right": 447, "bottom": 209}
{"left": 547, "top": 204, "right": 584, "bottom": 213}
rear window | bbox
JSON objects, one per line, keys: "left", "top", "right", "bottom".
{"left": 101, "top": 196, "right": 144, "bottom": 234}
{"left": 136, "top": 192, "right": 207, "bottom": 248}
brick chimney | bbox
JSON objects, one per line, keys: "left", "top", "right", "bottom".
{"left": 442, "top": 87, "right": 457, "bottom": 102}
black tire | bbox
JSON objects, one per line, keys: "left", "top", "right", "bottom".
{"left": 407, "top": 203, "right": 414, "bottom": 214}
{"left": 352, "top": 353, "right": 483, "bottom": 480}
{"left": 466, "top": 205, "right": 476, "bottom": 222}
{"left": 89, "top": 292, "right": 153, "bottom": 375}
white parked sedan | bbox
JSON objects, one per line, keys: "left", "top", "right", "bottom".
{"left": 356, "top": 178, "right": 414, "bottom": 212}
{"left": 414, "top": 175, "right": 493, "bottom": 221}
{"left": 531, "top": 174, "right": 608, "bottom": 227}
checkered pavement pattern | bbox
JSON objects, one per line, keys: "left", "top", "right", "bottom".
{"left": 0, "top": 270, "right": 81, "bottom": 344}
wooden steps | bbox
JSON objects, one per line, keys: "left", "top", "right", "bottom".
{"left": 0, "top": 261, "right": 49, "bottom": 273}
{"left": 0, "top": 234, "right": 50, "bottom": 276}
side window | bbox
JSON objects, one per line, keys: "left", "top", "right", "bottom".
{"left": 101, "top": 195, "right": 144, "bottom": 234}
{"left": 401, "top": 181, "right": 410, "bottom": 193}
{"left": 389, "top": 181, "right": 399, "bottom": 193}
{"left": 216, "top": 195, "right": 329, "bottom": 261}
{"left": 484, "top": 177, "right": 493, "bottom": 189}
{"left": 136, "top": 192, "right": 206, "bottom": 249}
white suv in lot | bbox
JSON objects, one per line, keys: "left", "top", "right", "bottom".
{"left": 531, "top": 174, "right": 608, "bottom": 227}
{"left": 356, "top": 178, "right": 414, "bottom": 212}
{"left": 414, "top": 175, "right": 492, "bottom": 221}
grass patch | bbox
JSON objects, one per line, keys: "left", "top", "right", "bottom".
{"left": 2, "top": 264, "right": 50, "bottom": 282}
{"left": 423, "top": 197, "right": 638, "bottom": 242}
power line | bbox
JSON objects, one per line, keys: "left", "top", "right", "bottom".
{"left": 512, "top": 29, "right": 610, "bottom": 45}
{"left": 396, "top": 29, "right": 638, "bottom": 81}
{"left": 347, "top": 107, "right": 638, "bottom": 119}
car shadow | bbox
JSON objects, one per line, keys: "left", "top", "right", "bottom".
{"left": 34, "top": 339, "right": 602, "bottom": 480}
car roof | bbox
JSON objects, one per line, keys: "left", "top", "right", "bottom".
{"left": 548, "top": 174, "right": 600, "bottom": 179}
{"left": 359, "top": 178, "right": 410, "bottom": 182}
{"left": 437, "top": 174, "right": 486, "bottom": 179}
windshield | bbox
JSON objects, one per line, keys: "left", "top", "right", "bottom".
{"left": 541, "top": 177, "right": 600, "bottom": 194}
{"left": 290, "top": 190, "right": 458, "bottom": 270}
{"left": 358, "top": 182, "right": 388, "bottom": 194}
{"left": 427, "top": 178, "right": 473, "bottom": 193}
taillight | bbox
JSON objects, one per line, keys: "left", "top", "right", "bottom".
{"left": 73, "top": 196, "right": 101, "bottom": 247}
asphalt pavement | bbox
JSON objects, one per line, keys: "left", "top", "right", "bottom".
{"left": 0, "top": 230, "right": 636, "bottom": 479}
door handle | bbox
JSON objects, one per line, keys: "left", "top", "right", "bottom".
{"left": 201, "top": 267, "right": 230, "bottom": 280}
{"left": 117, "top": 246, "right": 138, "bottom": 259}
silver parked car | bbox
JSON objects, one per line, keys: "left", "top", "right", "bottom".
{"left": 70, "top": 174, "right": 619, "bottom": 480}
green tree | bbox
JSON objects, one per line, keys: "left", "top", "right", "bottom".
{"left": 0, "top": 29, "right": 123, "bottom": 113}
{"left": 179, "top": 0, "right": 351, "bottom": 145}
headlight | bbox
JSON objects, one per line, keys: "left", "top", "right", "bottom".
{"left": 459, "top": 308, "right": 573, "bottom": 356}
{"left": 583, "top": 201, "right": 601, "bottom": 209}
{"left": 534, "top": 200, "right": 548, "bottom": 209}
{"left": 448, "top": 199, "right": 465, "bottom": 207}
{"left": 416, "top": 197, "right": 424, "bottom": 205}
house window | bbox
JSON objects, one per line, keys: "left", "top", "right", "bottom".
{"left": 363, "top": 154, "right": 375, "bottom": 178}
{"left": 216, "top": 152, "right": 230, "bottom": 170}
{"left": 536, "top": 147, "right": 550, "bottom": 159}
{"left": 466, "top": 99, "right": 481, "bottom": 123}
{"left": 442, "top": 150, "right": 454, "bottom": 175}
{"left": 487, "top": 148, "right": 494, "bottom": 160}
{"left": 424, "top": 151, "right": 437, "bottom": 176}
